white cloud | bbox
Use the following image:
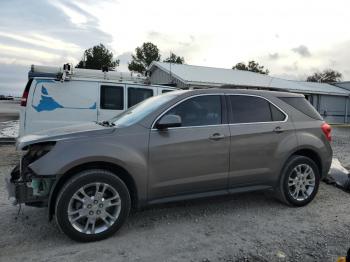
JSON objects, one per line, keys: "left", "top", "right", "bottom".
{"left": 0, "top": 32, "right": 80, "bottom": 51}
{"left": 1, "top": 0, "right": 350, "bottom": 95}
{"left": 0, "top": 44, "right": 61, "bottom": 62}
{"left": 51, "top": 1, "right": 88, "bottom": 25}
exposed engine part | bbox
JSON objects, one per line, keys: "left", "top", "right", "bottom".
{"left": 31, "top": 178, "right": 54, "bottom": 197}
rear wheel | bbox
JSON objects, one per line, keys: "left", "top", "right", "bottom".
{"left": 55, "top": 169, "right": 131, "bottom": 242}
{"left": 277, "top": 155, "right": 320, "bottom": 206}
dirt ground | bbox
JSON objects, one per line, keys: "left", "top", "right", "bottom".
{"left": 0, "top": 128, "right": 349, "bottom": 262}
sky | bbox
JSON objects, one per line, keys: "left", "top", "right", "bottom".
{"left": 0, "top": 0, "right": 349, "bottom": 96}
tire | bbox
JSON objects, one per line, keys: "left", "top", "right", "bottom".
{"left": 277, "top": 155, "right": 320, "bottom": 207}
{"left": 55, "top": 169, "right": 131, "bottom": 242}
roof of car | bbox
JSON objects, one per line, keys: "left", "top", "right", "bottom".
{"left": 182, "top": 88, "right": 304, "bottom": 98}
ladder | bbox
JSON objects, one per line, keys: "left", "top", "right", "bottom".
{"left": 29, "top": 64, "right": 147, "bottom": 83}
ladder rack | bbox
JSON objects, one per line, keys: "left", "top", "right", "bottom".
{"left": 29, "top": 64, "right": 147, "bottom": 83}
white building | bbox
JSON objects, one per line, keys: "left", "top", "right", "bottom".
{"left": 148, "top": 62, "right": 350, "bottom": 124}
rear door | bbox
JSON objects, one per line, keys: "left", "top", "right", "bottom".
{"left": 227, "top": 94, "right": 295, "bottom": 188}
{"left": 98, "top": 83, "right": 125, "bottom": 121}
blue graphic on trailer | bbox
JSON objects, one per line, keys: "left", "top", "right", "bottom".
{"left": 32, "top": 84, "right": 96, "bottom": 112}
{"left": 32, "top": 86, "right": 64, "bottom": 112}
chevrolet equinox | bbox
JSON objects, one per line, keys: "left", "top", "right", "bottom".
{"left": 6, "top": 89, "right": 333, "bottom": 242}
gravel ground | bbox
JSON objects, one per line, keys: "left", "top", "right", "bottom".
{"left": 0, "top": 127, "right": 349, "bottom": 262}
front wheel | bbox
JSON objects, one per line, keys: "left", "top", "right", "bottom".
{"left": 55, "top": 169, "right": 131, "bottom": 242}
{"left": 277, "top": 155, "right": 320, "bottom": 207}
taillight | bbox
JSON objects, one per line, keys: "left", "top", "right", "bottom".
{"left": 21, "top": 78, "right": 33, "bottom": 107}
{"left": 21, "top": 90, "right": 28, "bottom": 106}
{"left": 321, "top": 122, "right": 332, "bottom": 141}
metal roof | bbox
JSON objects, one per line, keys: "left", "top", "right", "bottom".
{"left": 149, "top": 62, "right": 350, "bottom": 96}
{"left": 333, "top": 81, "right": 350, "bottom": 91}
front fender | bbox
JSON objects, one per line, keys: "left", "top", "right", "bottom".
{"left": 29, "top": 129, "right": 150, "bottom": 219}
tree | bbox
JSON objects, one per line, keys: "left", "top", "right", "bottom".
{"left": 76, "top": 44, "right": 119, "bottom": 70}
{"left": 128, "top": 42, "right": 161, "bottom": 74}
{"left": 163, "top": 52, "right": 185, "bottom": 64}
{"left": 306, "top": 69, "right": 342, "bottom": 83}
{"left": 232, "top": 61, "right": 269, "bottom": 75}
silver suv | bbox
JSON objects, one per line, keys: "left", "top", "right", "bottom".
{"left": 6, "top": 89, "right": 333, "bottom": 242}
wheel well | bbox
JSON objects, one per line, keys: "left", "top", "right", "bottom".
{"left": 49, "top": 162, "right": 138, "bottom": 220}
{"left": 291, "top": 149, "right": 322, "bottom": 174}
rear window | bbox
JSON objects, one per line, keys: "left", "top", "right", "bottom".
{"left": 128, "top": 87, "right": 153, "bottom": 108}
{"left": 100, "top": 85, "right": 124, "bottom": 110}
{"left": 279, "top": 97, "right": 322, "bottom": 120}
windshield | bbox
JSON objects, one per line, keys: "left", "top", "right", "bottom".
{"left": 110, "top": 91, "right": 185, "bottom": 127}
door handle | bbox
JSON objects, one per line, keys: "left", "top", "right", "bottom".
{"left": 273, "top": 126, "right": 284, "bottom": 133}
{"left": 209, "top": 133, "right": 225, "bottom": 141}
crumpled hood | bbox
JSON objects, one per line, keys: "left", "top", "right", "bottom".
{"left": 17, "top": 122, "right": 115, "bottom": 149}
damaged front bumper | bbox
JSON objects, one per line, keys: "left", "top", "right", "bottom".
{"left": 6, "top": 163, "right": 54, "bottom": 207}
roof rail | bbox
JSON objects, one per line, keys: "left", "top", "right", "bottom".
{"left": 30, "top": 64, "right": 147, "bottom": 83}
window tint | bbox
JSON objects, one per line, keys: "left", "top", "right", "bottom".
{"left": 128, "top": 87, "right": 153, "bottom": 108}
{"left": 270, "top": 104, "right": 286, "bottom": 121}
{"left": 279, "top": 97, "right": 322, "bottom": 120}
{"left": 100, "top": 85, "right": 124, "bottom": 110}
{"left": 162, "top": 95, "right": 222, "bottom": 127}
{"left": 229, "top": 95, "right": 275, "bottom": 123}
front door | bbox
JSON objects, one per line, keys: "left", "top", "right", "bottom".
{"left": 148, "top": 94, "right": 230, "bottom": 200}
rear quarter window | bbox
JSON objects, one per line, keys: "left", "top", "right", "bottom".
{"left": 279, "top": 97, "right": 322, "bottom": 120}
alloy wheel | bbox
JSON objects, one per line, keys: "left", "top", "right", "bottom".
{"left": 287, "top": 164, "right": 316, "bottom": 201}
{"left": 67, "top": 182, "right": 121, "bottom": 234}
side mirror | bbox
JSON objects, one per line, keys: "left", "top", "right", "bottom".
{"left": 155, "top": 114, "right": 182, "bottom": 130}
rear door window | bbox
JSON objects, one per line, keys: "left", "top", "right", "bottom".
{"left": 228, "top": 95, "right": 286, "bottom": 123}
{"left": 100, "top": 85, "right": 124, "bottom": 110}
{"left": 128, "top": 87, "right": 153, "bottom": 108}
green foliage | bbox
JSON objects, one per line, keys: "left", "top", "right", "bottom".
{"left": 128, "top": 42, "right": 161, "bottom": 74}
{"left": 232, "top": 61, "right": 269, "bottom": 75}
{"left": 306, "top": 69, "right": 342, "bottom": 83}
{"left": 163, "top": 52, "right": 185, "bottom": 64}
{"left": 76, "top": 44, "right": 119, "bottom": 70}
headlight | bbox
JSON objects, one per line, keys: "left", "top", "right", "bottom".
{"left": 26, "top": 142, "right": 56, "bottom": 163}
